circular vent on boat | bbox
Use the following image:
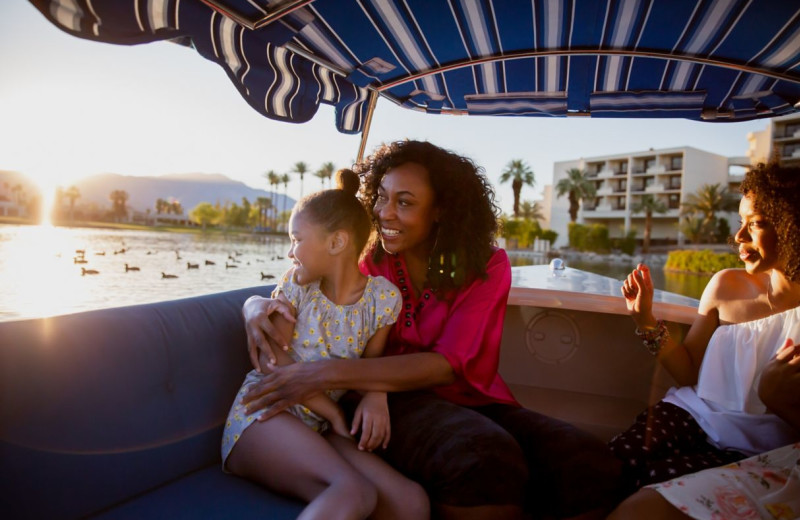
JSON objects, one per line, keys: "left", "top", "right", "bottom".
{"left": 524, "top": 310, "right": 580, "bottom": 364}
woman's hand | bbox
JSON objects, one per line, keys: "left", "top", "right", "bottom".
{"left": 242, "top": 361, "right": 328, "bottom": 421}
{"left": 759, "top": 339, "right": 800, "bottom": 430}
{"left": 243, "top": 295, "right": 296, "bottom": 369}
{"left": 621, "top": 263, "right": 657, "bottom": 330}
{"left": 351, "top": 391, "right": 390, "bottom": 452}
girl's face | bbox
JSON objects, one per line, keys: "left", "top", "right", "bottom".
{"left": 373, "top": 162, "right": 438, "bottom": 258}
{"left": 734, "top": 194, "right": 780, "bottom": 275}
{"left": 287, "top": 210, "right": 331, "bottom": 284}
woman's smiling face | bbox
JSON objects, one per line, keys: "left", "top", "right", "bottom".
{"left": 735, "top": 194, "right": 780, "bottom": 275}
{"left": 372, "top": 162, "right": 438, "bottom": 258}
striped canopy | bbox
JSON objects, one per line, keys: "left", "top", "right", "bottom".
{"left": 31, "top": 0, "right": 800, "bottom": 134}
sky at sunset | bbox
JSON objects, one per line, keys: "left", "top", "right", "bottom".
{"left": 2, "top": 2, "right": 770, "bottom": 216}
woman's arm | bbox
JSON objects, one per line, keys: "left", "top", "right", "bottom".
{"left": 622, "top": 263, "right": 722, "bottom": 386}
{"left": 266, "top": 295, "right": 350, "bottom": 436}
{"left": 243, "top": 294, "right": 296, "bottom": 368}
{"left": 244, "top": 352, "right": 454, "bottom": 420}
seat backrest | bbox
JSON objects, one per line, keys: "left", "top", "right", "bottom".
{"left": 0, "top": 285, "right": 272, "bottom": 520}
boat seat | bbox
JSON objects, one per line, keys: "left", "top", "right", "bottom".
{"left": 0, "top": 286, "right": 303, "bottom": 520}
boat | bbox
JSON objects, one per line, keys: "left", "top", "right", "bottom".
{"left": 3, "top": 1, "right": 799, "bottom": 518}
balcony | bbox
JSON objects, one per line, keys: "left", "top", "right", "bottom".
{"left": 613, "top": 186, "right": 627, "bottom": 193}
{"left": 630, "top": 184, "right": 645, "bottom": 192}
{"left": 596, "top": 186, "right": 613, "bottom": 196}
{"left": 645, "top": 184, "right": 665, "bottom": 193}
{"left": 646, "top": 164, "right": 666, "bottom": 174}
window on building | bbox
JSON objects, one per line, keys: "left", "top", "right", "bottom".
{"left": 669, "top": 176, "right": 682, "bottom": 189}
{"left": 785, "top": 123, "right": 800, "bottom": 137}
{"left": 668, "top": 194, "right": 680, "bottom": 209}
{"left": 645, "top": 158, "right": 656, "bottom": 169}
{"left": 670, "top": 156, "right": 683, "bottom": 170}
{"left": 645, "top": 177, "right": 654, "bottom": 187}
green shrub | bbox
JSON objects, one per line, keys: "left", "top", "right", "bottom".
{"left": 568, "top": 222, "right": 611, "bottom": 253}
{"left": 539, "top": 229, "right": 558, "bottom": 246}
{"left": 665, "top": 250, "right": 740, "bottom": 274}
{"left": 611, "top": 229, "right": 637, "bottom": 256}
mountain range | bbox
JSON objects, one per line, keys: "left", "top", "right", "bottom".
{"left": 70, "top": 172, "right": 294, "bottom": 214}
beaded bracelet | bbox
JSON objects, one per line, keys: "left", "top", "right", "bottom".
{"left": 634, "top": 319, "right": 670, "bottom": 356}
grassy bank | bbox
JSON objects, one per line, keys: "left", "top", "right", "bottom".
{"left": 665, "top": 249, "right": 740, "bottom": 275}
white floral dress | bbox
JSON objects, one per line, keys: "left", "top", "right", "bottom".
{"left": 650, "top": 443, "right": 800, "bottom": 519}
{"left": 221, "top": 269, "right": 401, "bottom": 467}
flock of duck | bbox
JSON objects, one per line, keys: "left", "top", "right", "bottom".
{"left": 71, "top": 247, "right": 281, "bottom": 280}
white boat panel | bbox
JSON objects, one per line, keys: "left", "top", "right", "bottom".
{"left": 509, "top": 265, "right": 699, "bottom": 325}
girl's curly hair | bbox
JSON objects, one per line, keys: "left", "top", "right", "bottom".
{"left": 740, "top": 161, "right": 800, "bottom": 282}
{"left": 354, "top": 140, "right": 501, "bottom": 294}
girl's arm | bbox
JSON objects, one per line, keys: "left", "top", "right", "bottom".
{"left": 622, "top": 263, "right": 722, "bottom": 386}
{"left": 351, "top": 325, "right": 392, "bottom": 451}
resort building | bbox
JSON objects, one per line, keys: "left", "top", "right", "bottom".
{"left": 746, "top": 112, "right": 800, "bottom": 167}
{"left": 546, "top": 147, "right": 731, "bottom": 249}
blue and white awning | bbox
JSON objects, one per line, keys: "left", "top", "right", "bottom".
{"left": 30, "top": 0, "right": 800, "bottom": 133}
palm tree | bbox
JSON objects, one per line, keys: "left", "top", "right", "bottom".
{"left": 281, "top": 173, "right": 291, "bottom": 227}
{"left": 681, "top": 183, "right": 738, "bottom": 242}
{"left": 631, "top": 195, "right": 667, "bottom": 253}
{"left": 292, "top": 161, "right": 309, "bottom": 198}
{"left": 64, "top": 185, "right": 81, "bottom": 221}
{"left": 499, "top": 159, "right": 535, "bottom": 218}
{"left": 264, "top": 170, "right": 280, "bottom": 227}
{"left": 109, "top": 190, "right": 129, "bottom": 222}
{"left": 518, "top": 200, "right": 545, "bottom": 222}
{"left": 315, "top": 161, "right": 335, "bottom": 189}
{"left": 555, "top": 168, "right": 597, "bottom": 223}
{"left": 255, "top": 197, "right": 272, "bottom": 229}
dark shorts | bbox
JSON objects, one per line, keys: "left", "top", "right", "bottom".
{"left": 344, "top": 391, "right": 623, "bottom": 517}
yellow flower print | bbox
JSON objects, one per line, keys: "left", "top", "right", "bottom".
{"left": 326, "top": 330, "right": 332, "bottom": 337}
{"left": 377, "top": 314, "right": 383, "bottom": 321}
{"left": 350, "top": 320, "right": 356, "bottom": 327}
{"left": 321, "top": 351, "right": 328, "bottom": 357}
{"left": 335, "top": 335, "right": 341, "bottom": 341}
{"left": 326, "top": 344, "right": 332, "bottom": 351}
{"left": 309, "top": 328, "right": 315, "bottom": 335}
{"left": 385, "top": 306, "right": 392, "bottom": 314}
{"left": 234, "top": 434, "right": 240, "bottom": 442}
{"left": 389, "top": 290, "right": 397, "bottom": 297}
{"left": 318, "top": 336, "right": 324, "bottom": 344}
{"left": 357, "top": 330, "right": 362, "bottom": 337}
{"left": 380, "top": 293, "right": 386, "bottom": 300}
{"left": 335, "top": 319, "right": 340, "bottom": 325}
{"left": 353, "top": 309, "right": 359, "bottom": 315}
{"left": 355, "top": 348, "right": 363, "bottom": 355}
{"left": 226, "top": 420, "right": 232, "bottom": 428}
{"left": 347, "top": 337, "right": 354, "bottom": 344}
{"left": 247, "top": 416, "right": 255, "bottom": 423}
{"left": 293, "top": 331, "right": 299, "bottom": 339}
{"left": 303, "top": 339, "right": 310, "bottom": 346}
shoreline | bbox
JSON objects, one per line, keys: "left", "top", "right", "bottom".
{"left": 0, "top": 217, "right": 284, "bottom": 238}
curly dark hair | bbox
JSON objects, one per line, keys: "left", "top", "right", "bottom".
{"left": 354, "top": 140, "right": 501, "bottom": 294}
{"left": 739, "top": 161, "right": 800, "bottom": 282}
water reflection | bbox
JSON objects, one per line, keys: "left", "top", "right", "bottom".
{"left": 0, "top": 224, "right": 292, "bottom": 322}
{"left": 509, "top": 254, "right": 711, "bottom": 300}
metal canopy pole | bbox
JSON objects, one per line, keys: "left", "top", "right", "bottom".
{"left": 356, "top": 89, "right": 379, "bottom": 164}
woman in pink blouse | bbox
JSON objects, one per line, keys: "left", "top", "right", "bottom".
{"left": 242, "top": 140, "right": 622, "bottom": 519}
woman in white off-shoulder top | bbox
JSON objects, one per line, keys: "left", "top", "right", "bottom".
{"left": 608, "top": 161, "right": 800, "bottom": 519}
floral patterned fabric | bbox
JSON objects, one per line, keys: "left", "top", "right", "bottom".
{"left": 220, "top": 270, "right": 401, "bottom": 467}
{"left": 650, "top": 443, "right": 800, "bottom": 519}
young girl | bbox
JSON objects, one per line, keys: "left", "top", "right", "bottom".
{"left": 609, "top": 161, "right": 800, "bottom": 499}
{"left": 221, "top": 169, "right": 429, "bottom": 520}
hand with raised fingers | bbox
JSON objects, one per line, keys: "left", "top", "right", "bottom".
{"left": 243, "top": 295, "right": 296, "bottom": 371}
{"left": 621, "top": 263, "right": 657, "bottom": 330}
{"left": 351, "top": 391, "right": 390, "bottom": 452}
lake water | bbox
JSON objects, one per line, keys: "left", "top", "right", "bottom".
{"left": 0, "top": 225, "right": 710, "bottom": 322}
{"left": 0, "top": 224, "right": 293, "bottom": 322}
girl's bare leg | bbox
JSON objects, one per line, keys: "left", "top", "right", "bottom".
{"left": 327, "top": 434, "right": 430, "bottom": 520}
{"left": 608, "top": 488, "right": 691, "bottom": 520}
{"left": 227, "top": 413, "right": 377, "bottom": 520}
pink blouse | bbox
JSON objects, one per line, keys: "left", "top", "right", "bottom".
{"left": 361, "top": 248, "right": 519, "bottom": 407}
